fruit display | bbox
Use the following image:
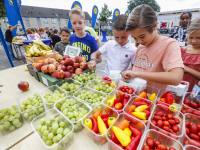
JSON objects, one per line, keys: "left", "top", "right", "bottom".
{"left": 57, "top": 79, "right": 82, "bottom": 96}
{"left": 18, "top": 92, "right": 45, "bottom": 121}
{"left": 25, "top": 40, "right": 53, "bottom": 57}
{"left": 55, "top": 97, "right": 90, "bottom": 132}
{"left": 150, "top": 104, "right": 184, "bottom": 140}
{"left": 0, "top": 99, "right": 23, "bottom": 134}
{"left": 124, "top": 96, "right": 155, "bottom": 122}
{"left": 39, "top": 85, "right": 66, "bottom": 108}
{"left": 74, "top": 88, "right": 107, "bottom": 106}
{"left": 82, "top": 104, "right": 118, "bottom": 145}
{"left": 106, "top": 113, "right": 146, "bottom": 150}
{"left": 183, "top": 113, "right": 200, "bottom": 148}
{"left": 18, "top": 81, "right": 29, "bottom": 91}
{"left": 139, "top": 130, "right": 184, "bottom": 150}
{"left": 31, "top": 109, "right": 74, "bottom": 149}
{"left": 73, "top": 72, "right": 94, "bottom": 85}
{"left": 86, "top": 79, "right": 115, "bottom": 94}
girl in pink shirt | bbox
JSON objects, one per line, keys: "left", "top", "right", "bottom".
{"left": 121, "top": 4, "right": 184, "bottom": 89}
{"left": 181, "top": 17, "right": 200, "bottom": 92}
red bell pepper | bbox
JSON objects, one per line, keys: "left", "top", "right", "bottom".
{"left": 109, "top": 132, "right": 120, "bottom": 144}
{"left": 161, "top": 91, "right": 171, "bottom": 98}
{"left": 123, "top": 99, "right": 129, "bottom": 108}
{"left": 140, "top": 90, "right": 147, "bottom": 94}
{"left": 125, "top": 111, "right": 138, "bottom": 124}
{"left": 156, "top": 101, "right": 172, "bottom": 113}
{"left": 125, "top": 134, "right": 141, "bottom": 150}
{"left": 118, "top": 94, "right": 124, "bottom": 103}
{"left": 125, "top": 111, "right": 137, "bottom": 118}
{"left": 102, "top": 118, "right": 109, "bottom": 128}
{"left": 91, "top": 118, "right": 98, "bottom": 133}
{"left": 116, "top": 143, "right": 124, "bottom": 149}
{"left": 129, "top": 125, "right": 142, "bottom": 136}
{"left": 114, "top": 99, "right": 119, "bottom": 106}
{"left": 132, "top": 102, "right": 148, "bottom": 107}
{"left": 165, "top": 92, "right": 173, "bottom": 105}
{"left": 145, "top": 95, "right": 148, "bottom": 99}
{"left": 101, "top": 112, "right": 110, "bottom": 119}
{"left": 131, "top": 136, "right": 135, "bottom": 141}
{"left": 144, "top": 110, "right": 150, "bottom": 119}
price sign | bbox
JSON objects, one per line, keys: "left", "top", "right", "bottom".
{"left": 64, "top": 46, "right": 81, "bottom": 58}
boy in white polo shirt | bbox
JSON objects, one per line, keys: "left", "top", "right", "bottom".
{"left": 88, "top": 14, "right": 136, "bottom": 76}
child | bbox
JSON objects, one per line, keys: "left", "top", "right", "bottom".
{"left": 88, "top": 14, "right": 137, "bottom": 76}
{"left": 52, "top": 29, "right": 61, "bottom": 47}
{"left": 54, "top": 28, "right": 71, "bottom": 55}
{"left": 121, "top": 4, "right": 184, "bottom": 89}
{"left": 181, "top": 16, "right": 200, "bottom": 92}
{"left": 26, "top": 29, "right": 35, "bottom": 40}
{"left": 69, "top": 7, "right": 101, "bottom": 62}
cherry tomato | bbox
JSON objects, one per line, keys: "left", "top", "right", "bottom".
{"left": 163, "top": 126, "right": 171, "bottom": 132}
{"left": 167, "top": 114, "right": 173, "bottom": 119}
{"left": 155, "top": 111, "right": 164, "bottom": 117}
{"left": 172, "top": 125, "right": 179, "bottom": 132}
{"left": 162, "top": 116, "right": 168, "bottom": 121}
{"left": 197, "top": 132, "right": 200, "bottom": 138}
{"left": 142, "top": 145, "right": 150, "bottom": 150}
{"left": 154, "top": 140, "right": 161, "bottom": 147}
{"left": 184, "top": 99, "right": 190, "bottom": 105}
{"left": 168, "top": 119, "right": 175, "bottom": 126}
{"left": 157, "top": 144, "right": 168, "bottom": 150}
{"left": 190, "top": 124, "right": 198, "bottom": 134}
{"left": 189, "top": 133, "right": 200, "bottom": 141}
{"left": 157, "top": 120, "right": 163, "bottom": 128}
{"left": 153, "top": 116, "right": 162, "bottom": 121}
{"left": 151, "top": 120, "right": 157, "bottom": 126}
{"left": 186, "top": 108, "right": 193, "bottom": 113}
{"left": 174, "top": 118, "right": 180, "bottom": 125}
{"left": 170, "top": 132, "right": 178, "bottom": 140}
{"left": 163, "top": 121, "right": 170, "bottom": 126}
{"left": 189, "top": 102, "right": 198, "bottom": 109}
{"left": 186, "top": 127, "right": 190, "bottom": 135}
{"left": 197, "top": 125, "right": 200, "bottom": 131}
{"left": 181, "top": 109, "right": 186, "bottom": 114}
{"left": 146, "top": 137, "right": 155, "bottom": 148}
{"left": 158, "top": 129, "right": 168, "bottom": 136}
{"left": 169, "top": 148, "right": 176, "bottom": 150}
{"left": 185, "top": 121, "right": 191, "bottom": 128}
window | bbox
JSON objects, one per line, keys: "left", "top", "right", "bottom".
{"left": 65, "top": 18, "right": 69, "bottom": 21}
{"left": 43, "top": 18, "right": 48, "bottom": 24}
{"left": 89, "top": 20, "right": 91, "bottom": 23}
{"left": 24, "top": 17, "right": 29, "bottom": 21}
{"left": 51, "top": 18, "right": 56, "bottom": 24}
{"left": 36, "top": 17, "right": 40, "bottom": 20}
{"left": 57, "top": 18, "right": 60, "bottom": 21}
{"left": 53, "top": 27, "right": 57, "bottom": 29}
{"left": 4, "top": 17, "right": 9, "bottom": 24}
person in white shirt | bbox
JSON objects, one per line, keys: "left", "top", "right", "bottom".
{"left": 88, "top": 14, "right": 137, "bottom": 76}
{"left": 31, "top": 28, "right": 40, "bottom": 40}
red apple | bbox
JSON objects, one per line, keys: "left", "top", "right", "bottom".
{"left": 65, "top": 58, "right": 74, "bottom": 66}
{"left": 63, "top": 55, "right": 70, "bottom": 60}
{"left": 75, "top": 56, "right": 81, "bottom": 63}
{"left": 80, "top": 62, "right": 88, "bottom": 70}
{"left": 47, "top": 64, "right": 56, "bottom": 73}
{"left": 52, "top": 62, "right": 59, "bottom": 67}
{"left": 48, "top": 58, "right": 56, "bottom": 64}
{"left": 59, "top": 60, "right": 65, "bottom": 65}
{"left": 79, "top": 57, "right": 86, "bottom": 63}
{"left": 67, "top": 66, "right": 74, "bottom": 74}
{"left": 71, "top": 73, "right": 77, "bottom": 77}
{"left": 35, "top": 63, "right": 44, "bottom": 71}
{"left": 41, "top": 65, "right": 48, "bottom": 73}
{"left": 55, "top": 54, "right": 63, "bottom": 62}
{"left": 18, "top": 81, "right": 29, "bottom": 91}
{"left": 51, "top": 72, "right": 56, "bottom": 78}
{"left": 71, "top": 58, "right": 75, "bottom": 64}
{"left": 73, "top": 63, "right": 80, "bottom": 69}
{"left": 57, "top": 65, "right": 62, "bottom": 70}
{"left": 64, "top": 71, "right": 71, "bottom": 78}
{"left": 61, "top": 65, "right": 67, "bottom": 71}
{"left": 43, "top": 59, "right": 49, "bottom": 65}
{"left": 55, "top": 69, "right": 65, "bottom": 79}
{"left": 75, "top": 68, "right": 83, "bottom": 75}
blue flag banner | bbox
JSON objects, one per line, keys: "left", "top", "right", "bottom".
{"left": 91, "top": 5, "right": 98, "bottom": 28}
{"left": 0, "top": 26, "right": 14, "bottom": 67}
{"left": 68, "top": 1, "right": 82, "bottom": 29}
{"left": 112, "top": 9, "right": 120, "bottom": 22}
{"left": 125, "top": 11, "right": 129, "bottom": 16}
{"left": 12, "top": 0, "right": 28, "bottom": 39}
{"left": 4, "top": 0, "right": 21, "bottom": 37}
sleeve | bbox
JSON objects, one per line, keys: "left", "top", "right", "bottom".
{"left": 169, "top": 27, "right": 176, "bottom": 38}
{"left": 99, "top": 42, "right": 109, "bottom": 55}
{"left": 91, "top": 37, "right": 99, "bottom": 53}
{"left": 162, "top": 40, "right": 184, "bottom": 71}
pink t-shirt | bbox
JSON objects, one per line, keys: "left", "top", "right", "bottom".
{"left": 132, "top": 36, "right": 184, "bottom": 89}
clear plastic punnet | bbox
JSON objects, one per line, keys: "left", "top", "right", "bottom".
{"left": 82, "top": 104, "right": 118, "bottom": 145}
{"left": 39, "top": 85, "right": 67, "bottom": 108}
{"left": 106, "top": 113, "right": 146, "bottom": 150}
{"left": 72, "top": 72, "right": 95, "bottom": 87}
{"left": 54, "top": 96, "right": 91, "bottom": 132}
{"left": 31, "top": 108, "right": 74, "bottom": 150}
{"left": 138, "top": 129, "right": 184, "bottom": 150}
{"left": 56, "top": 78, "right": 82, "bottom": 96}
{"left": 183, "top": 113, "right": 200, "bottom": 148}
{"left": 0, "top": 98, "right": 24, "bottom": 135}
{"left": 116, "top": 80, "right": 138, "bottom": 96}
{"left": 17, "top": 90, "right": 45, "bottom": 122}
{"left": 184, "top": 145, "right": 200, "bottom": 150}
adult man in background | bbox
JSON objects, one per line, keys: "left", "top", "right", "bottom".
{"left": 45, "top": 27, "right": 51, "bottom": 38}
{"left": 5, "top": 24, "right": 20, "bottom": 61}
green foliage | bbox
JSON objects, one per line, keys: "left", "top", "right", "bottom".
{"left": 0, "top": 0, "right": 6, "bottom": 20}
{"left": 98, "top": 3, "right": 112, "bottom": 25}
{"left": 127, "top": 0, "right": 160, "bottom": 13}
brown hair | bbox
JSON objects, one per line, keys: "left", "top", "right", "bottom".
{"left": 188, "top": 16, "right": 200, "bottom": 34}
{"left": 38, "top": 28, "right": 44, "bottom": 32}
{"left": 112, "top": 14, "right": 128, "bottom": 31}
{"left": 69, "top": 7, "right": 85, "bottom": 20}
{"left": 26, "top": 29, "right": 32, "bottom": 34}
{"left": 34, "top": 28, "right": 38, "bottom": 32}
{"left": 126, "top": 4, "right": 157, "bottom": 33}
{"left": 61, "top": 27, "right": 71, "bottom": 35}
{"left": 30, "top": 28, "right": 35, "bottom": 33}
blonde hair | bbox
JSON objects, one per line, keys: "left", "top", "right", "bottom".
{"left": 188, "top": 16, "right": 200, "bottom": 35}
{"left": 69, "top": 7, "right": 85, "bottom": 19}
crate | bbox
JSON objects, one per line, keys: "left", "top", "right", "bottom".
{"left": 24, "top": 51, "right": 59, "bottom": 64}
{"left": 27, "top": 64, "right": 39, "bottom": 81}
{"left": 37, "top": 72, "right": 61, "bottom": 87}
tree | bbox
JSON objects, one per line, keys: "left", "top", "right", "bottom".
{"left": 98, "top": 3, "right": 112, "bottom": 25}
{"left": 127, "top": 0, "right": 161, "bottom": 13}
{"left": 0, "top": 0, "right": 6, "bottom": 19}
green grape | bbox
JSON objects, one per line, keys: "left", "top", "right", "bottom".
{"left": 9, "top": 125, "right": 16, "bottom": 131}
{"left": 41, "top": 125, "right": 47, "bottom": 132}
{"left": 3, "top": 115, "right": 9, "bottom": 121}
{"left": 63, "top": 128, "right": 70, "bottom": 136}
{"left": 42, "top": 135, "right": 48, "bottom": 142}
{"left": 53, "top": 136, "right": 58, "bottom": 143}
{"left": 56, "top": 134, "right": 62, "bottom": 141}
{"left": 15, "top": 122, "right": 22, "bottom": 128}
{"left": 52, "top": 123, "right": 59, "bottom": 131}
{"left": 3, "top": 121, "right": 10, "bottom": 129}
{"left": 57, "top": 128, "right": 63, "bottom": 135}
{"left": 9, "top": 116, "right": 15, "bottom": 122}
{"left": 59, "top": 122, "right": 65, "bottom": 128}
{"left": 48, "top": 132, "right": 54, "bottom": 140}
{"left": 43, "top": 130, "right": 49, "bottom": 136}
{"left": 36, "top": 125, "right": 42, "bottom": 131}
{"left": 0, "top": 125, "right": 4, "bottom": 132}
{"left": 46, "top": 140, "right": 52, "bottom": 146}
{"left": 13, "top": 119, "right": 20, "bottom": 126}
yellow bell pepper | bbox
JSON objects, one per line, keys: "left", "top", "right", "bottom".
{"left": 123, "top": 128, "right": 132, "bottom": 137}
{"left": 135, "top": 105, "right": 148, "bottom": 112}
{"left": 169, "top": 105, "right": 178, "bottom": 112}
{"left": 97, "top": 116, "right": 107, "bottom": 137}
{"left": 108, "top": 117, "right": 116, "bottom": 127}
{"left": 110, "top": 82, "right": 116, "bottom": 88}
{"left": 132, "top": 112, "right": 146, "bottom": 120}
{"left": 112, "top": 126, "right": 131, "bottom": 147}
{"left": 107, "top": 97, "right": 116, "bottom": 107}
{"left": 149, "top": 93, "right": 156, "bottom": 101}
{"left": 84, "top": 119, "right": 92, "bottom": 129}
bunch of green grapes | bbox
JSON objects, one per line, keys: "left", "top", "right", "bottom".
{"left": 36, "top": 117, "right": 73, "bottom": 148}
{"left": 73, "top": 73, "right": 94, "bottom": 83}
{"left": 0, "top": 105, "right": 23, "bottom": 133}
{"left": 60, "top": 83, "right": 80, "bottom": 96}
{"left": 20, "top": 93, "right": 45, "bottom": 121}
{"left": 44, "top": 90, "right": 66, "bottom": 104}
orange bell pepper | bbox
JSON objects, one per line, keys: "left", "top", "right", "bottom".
{"left": 93, "top": 110, "right": 102, "bottom": 119}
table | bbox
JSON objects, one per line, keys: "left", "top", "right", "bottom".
{"left": 0, "top": 65, "right": 107, "bottom": 150}
{"left": 12, "top": 42, "right": 26, "bottom": 63}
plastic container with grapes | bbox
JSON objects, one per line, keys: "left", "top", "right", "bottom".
{"left": 31, "top": 108, "right": 74, "bottom": 150}
{"left": 106, "top": 113, "right": 146, "bottom": 150}
{"left": 54, "top": 96, "right": 91, "bottom": 132}
{"left": 17, "top": 90, "right": 45, "bottom": 122}
{"left": 74, "top": 87, "right": 107, "bottom": 108}
{"left": 39, "top": 85, "right": 67, "bottom": 108}
{"left": 0, "top": 98, "right": 24, "bottom": 135}
{"left": 73, "top": 72, "right": 94, "bottom": 87}
{"left": 138, "top": 129, "right": 184, "bottom": 150}
{"left": 184, "top": 145, "right": 200, "bottom": 150}
{"left": 82, "top": 104, "right": 118, "bottom": 145}
{"left": 57, "top": 78, "right": 82, "bottom": 96}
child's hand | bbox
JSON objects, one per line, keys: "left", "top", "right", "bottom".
{"left": 88, "top": 60, "right": 96, "bottom": 70}
{"left": 121, "top": 70, "right": 137, "bottom": 81}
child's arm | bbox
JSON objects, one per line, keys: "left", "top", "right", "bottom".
{"left": 88, "top": 50, "right": 102, "bottom": 70}
{"left": 122, "top": 67, "right": 184, "bottom": 86}
{"left": 184, "top": 65, "right": 200, "bottom": 79}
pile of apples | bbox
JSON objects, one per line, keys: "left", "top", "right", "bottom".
{"left": 34, "top": 54, "right": 88, "bottom": 79}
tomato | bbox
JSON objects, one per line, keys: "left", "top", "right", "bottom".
{"left": 151, "top": 120, "right": 157, "bottom": 126}
{"left": 170, "top": 132, "right": 178, "bottom": 140}
{"left": 154, "top": 140, "right": 161, "bottom": 147}
{"left": 155, "top": 111, "right": 164, "bottom": 117}
{"left": 167, "top": 114, "right": 173, "bottom": 119}
{"left": 157, "top": 144, "right": 168, "bottom": 150}
{"left": 186, "top": 127, "right": 190, "bottom": 135}
{"left": 153, "top": 116, "right": 162, "bottom": 121}
{"left": 146, "top": 137, "right": 155, "bottom": 148}
{"left": 162, "top": 116, "right": 168, "bottom": 121}
{"left": 142, "top": 145, "right": 150, "bottom": 150}
{"left": 162, "top": 126, "right": 170, "bottom": 132}
{"left": 122, "top": 89, "right": 126, "bottom": 92}
{"left": 181, "top": 109, "right": 186, "bottom": 114}
{"left": 128, "top": 89, "right": 134, "bottom": 94}
{"left": 185, "top": 121, "right": 191, "bottom": 128}
{"left": 168, "top": 119, "right": 175, "bottom": 126}
{"left": 189, "top": 133, "right": 200, "bottom": 141}
{"left": 197, "top": 125, "right": 200, "bottom": 131}
{"left": 190, "top": 124, "right": 198, "bottom": 134}
{"left": 183, "top": 99, "right": 190, "bottom": 105}
{"left": 172, "top": 125, "right": 179, "bottom": 132}
{"left": 157, "top": 120, "right": 163, "bottom": 128}
{"left": 174, "top": 118, "right": 180, "bottom": 125}
{"left": 124, "top": 94, "right": 130, "bottom": 99}
{"left": 193, "top": 111, "right": 200, "bottom": 116}
{"left": 186, "top": 108, "right": 193, "bottom": 114}
{"left": 158, "top": 129, "right": 168, "bottom": 136}
{"left": 189, "top": 102, "right": 198, "bottom": 109}
{"left": 163, "top": 121, "right": 170, "bottom": 126}
{"left": 169, "top": 148, "right": 176, "bottom": 150}
{"left": 197, "top": 132, "right": 200, "bottom": 138}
